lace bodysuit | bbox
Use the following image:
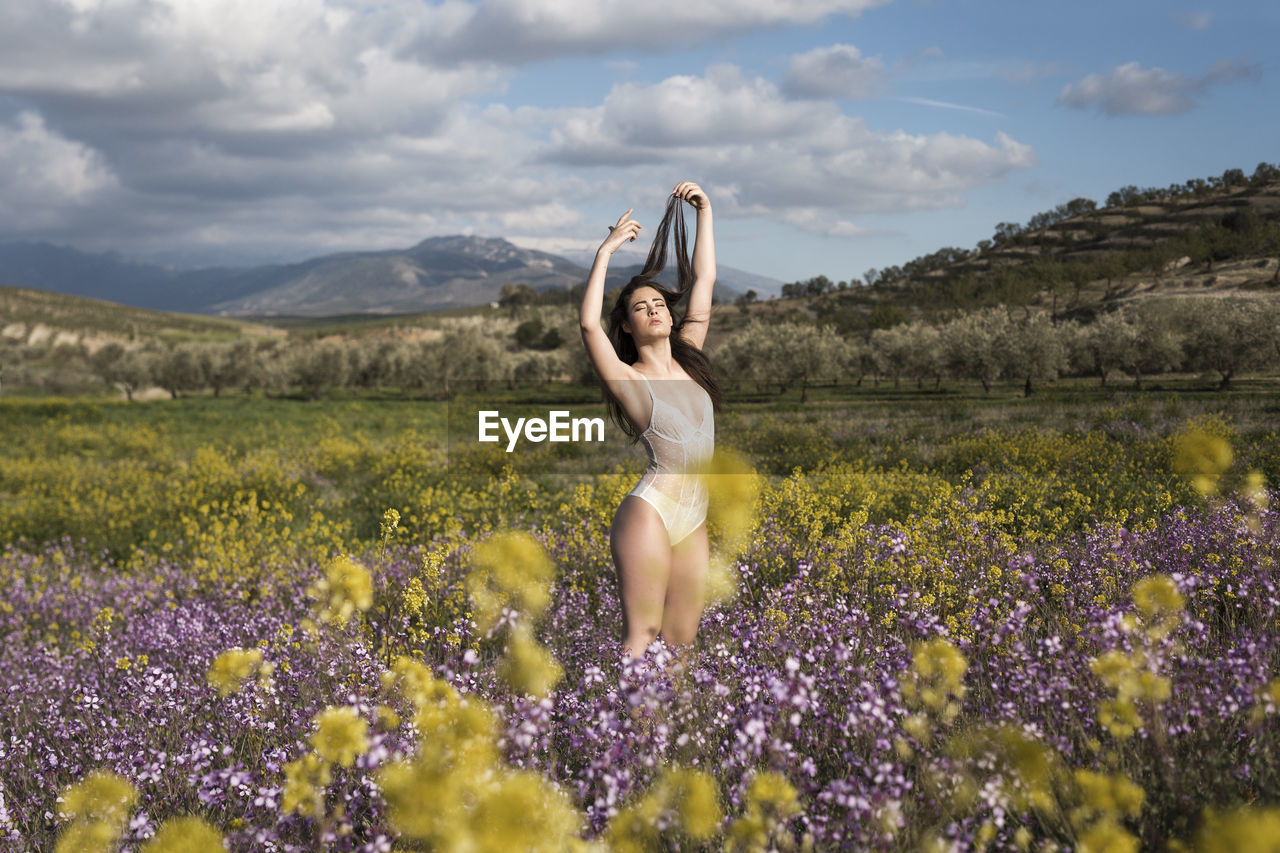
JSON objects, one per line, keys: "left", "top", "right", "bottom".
{"left": 626, "top": 374, "right": 715, "bottom": 546}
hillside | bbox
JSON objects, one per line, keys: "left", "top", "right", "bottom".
{"left": 0, "top": 236, "right": 778, "bottom": 318}
{"left": 762, "top": 164, "right": 1280, "bottom": 332}
{"left": 0, "top": 285, "right": 279, "bottom": 353}
{"left": 203, "top": 236, "right": 591, "bottom": 316}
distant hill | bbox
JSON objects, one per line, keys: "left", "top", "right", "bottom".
{"left": 203, "top": 235, "right": 593, "bottom": 316}
{"left": 870, "top": 170, "right": 1280, "bottom": 308}
{"left": 0, "top": 242, "right": 191, "bottom": 311}
{"left": 765, "top": 167, "right": 1280, "bottom": 331}
{"left": 0, "top": 285, "right": 277, "bottom": 352}
{"left": 0, "top": 236, "right": 783, "bottom": 318}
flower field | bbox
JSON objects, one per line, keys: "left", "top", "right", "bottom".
{"left": 2, "top": 392, "right": 1279, "bottom": 851}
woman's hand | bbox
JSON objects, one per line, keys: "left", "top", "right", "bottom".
{"left": 673, "top": 181, "right": 710, "bottom": 211}
{"left": 600, "top": 208, "right": 642, "bottom": 255}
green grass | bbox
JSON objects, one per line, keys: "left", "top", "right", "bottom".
{"left": 0, "top": 284, "right": 276, "bottom": 340}
{"left": 4, "top": 374, "right": 1277, "bottom": 467}
{"left": 4, "top": 378, "right": 1278, "bottom": 559}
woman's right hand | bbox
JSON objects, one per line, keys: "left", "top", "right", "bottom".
{"left": 600, "top": 208, "right": 642, "bottom": 256}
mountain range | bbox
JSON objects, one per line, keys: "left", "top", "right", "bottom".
{"left": 0, "top": 236, "right": 781, "bottom": 317}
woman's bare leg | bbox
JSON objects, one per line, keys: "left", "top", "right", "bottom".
{"left": 611, "top": 496, "right": 672, "bottom": 661}
{"left": 661, "top": 522, "right": 708, "bottom": 646}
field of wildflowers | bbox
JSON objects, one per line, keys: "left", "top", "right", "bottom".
{"left": 2, "top": 389, "right": 1279, "bottom": 851}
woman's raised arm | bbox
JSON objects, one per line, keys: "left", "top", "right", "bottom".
{"left": 580, "top": 208, "right": 641, "bottom": 385}
{"left": 673, "top": 182, "right": 715, "bottom": 350}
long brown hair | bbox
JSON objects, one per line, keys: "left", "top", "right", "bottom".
{"left": 604, "top": 195, "right": 724, "bottom": 441}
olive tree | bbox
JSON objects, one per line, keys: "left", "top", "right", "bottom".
{"left": 153, "top": 342, "right": 206, "bottom": 399}
{"left": 1075, "top": 311, "right": 1136, "bottom": 385}
{"left": 1182, "top": 297, "right": 1279, "bottom": 388}
{"left": 437, "top": 328, "right": 508, "bottom": 394}
{"left": 291, "top": 340, "right": 351, "bottom": 400}
{"left": 1000, "top": 312, "right": 1069, "bottom": 396}
{"left": 89, "top": 342, "right": 155, "bottom": 401}
{"left": 873, "top": 321, "right": 945, "bottom": 390}
{"left": 1118, "top": 305, "right": 1184, "bottom": 388}
{"left": 940, "top": 307, "right": 1008, "bottom": 393}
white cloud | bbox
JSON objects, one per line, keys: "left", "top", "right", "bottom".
{"left": 0, "top": 0, "right": 1038, "bottom": 260}
{"left": 782, "top": 44, "right": 886, "bottom": 100}
{"left": 0, "top": 111, "right": 119, "bottom": 227}
{"left": 781, "top": 208, "right": 871, "bottom": 237}
{"left": 0, "top": 0, "right": 507, "bottom": 137}
{"left": 1057, "top": 59, "right": 1259, "bottom": 116}
{"left": 547, "top": 65, "right": 825, "bottom": 162}
{"left": 542, "top": 66, "right": 1037, "bottom": 232}
{"left": 409, "top": 0, "right": 893, "bottom": 64}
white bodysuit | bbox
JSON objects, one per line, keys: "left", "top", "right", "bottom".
{"left": 626, "top": 374, "right": 715, "bottom": 546}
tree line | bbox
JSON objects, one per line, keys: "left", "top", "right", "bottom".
{"left": 776, "top": 161, "right": 1279, "bottom": 301}
{"left": 6, "top": 293, "right": 1273, "bottom": 401}
{"left": 712, "top": 296, "right": 1280, "bottom": 400}
{"left": 773, "top": 206, "right": 1280, "bottom": 334}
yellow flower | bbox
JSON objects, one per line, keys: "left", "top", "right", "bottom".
{"left": 701, "top": 448, "right": 761, "bottom": 548}
{"left": 55, "top": 822, "right": 120, "bottom": 853}
{"left": 206, "top": 647, "right": 264, "bottom": 697}
{"left": 1132, "top": 575, "right": 1184, "bottom": 622}
{"left": 704, "top": 553, "right": 740, "bottom": 606}
{"left": 1241, "top": 470, "right": 1270, "bottom": 508}
{"left": 310, "top": 555, "right": 373, "bottom": 624}
{"left": 1173, "top": 429, "right": 1232, "bottom": 496}
{"left": 382, "top": 656, "right": 443, "bottom": 710}
{"left": 672, "top": 769, "right": 722, "bottom": 840}
{"left": 1136, "top": 671, "right": 1171, "bottom": 704}
{"left": 468, "top": 531, "right": 554, "bottom": 632}
{"left": 1194, "top": 805, "right": 1280, "bottom": 852}
{"left": 139, "top": 817, "right": 225, "bottom": 852}
{"left": 1074, "top": 769, "right": 1144, "bottom": 820}
{"left": 1078, "top": 818, "right": 1140, "bottom": 853}
{"left": 311, "top": 706, "right": 370, "bottom": 768}
{"left": 376, "top": 704, "right": 402, "bottom": 731}
{"left": 914, "top": 637, "right": 968, "bottom": 691}
{"left": 904, "top": 636, "right": 968, "bottom": 717}
{"left": 496, "top": 623, "right": 564, "bottom": 698}
{"left": 281, "top": 752, "right": 331, "bottom": 818}
{"left": 723, "top": 769, "right": 800, "bottom": 852}
{"left": 604, "top": 765, "right": 724, "bottom": 848}
{"left": 725, "top": 813, "right": 767, "bottom": 852}
{"left": 745, "top": 770, "right": 800, "bottom": 817}
{"left": 379, "top": 669, "right": 580, "bottom": 853}
{"left": 380, "top": 508, "right": 401, "bottom": 540}
{"left": 55, "top": 770, "right": 138, "bottom": 853}
{"left": 472, "top": 771, "right": 582, "bottom": 851}
{"left": 903, "top": 713, "right": 931, "bottom": 742}
{"left": 1098, "top": 697, "right": 1142, "bottom": 739}
{"left": 1091, "top": 650, "right": 1134, "bottom": 690}
{"left": 58, "top": 769, "right": 138, "bottom": 823}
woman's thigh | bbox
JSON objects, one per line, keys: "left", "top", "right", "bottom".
{"left": 661, "top": 523, "right": 709, "bottom": 644}
{"left": 611, "top": 496, "right": 672, "bottom": 633}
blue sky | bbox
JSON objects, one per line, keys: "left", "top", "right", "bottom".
{"left": 0, "top": 0, "right": 1274, "bottom": 287}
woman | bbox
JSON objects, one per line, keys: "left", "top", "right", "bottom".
{"left": 579, "top": 181, "right": 724, "bottom": 661}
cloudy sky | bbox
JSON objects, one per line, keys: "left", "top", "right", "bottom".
{"left": 0, "top": 0, "right": 1274, "bottom": 284}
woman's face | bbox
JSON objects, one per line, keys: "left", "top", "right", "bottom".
{"left": 625, "top": 286, "right": 670, "bottom": 338}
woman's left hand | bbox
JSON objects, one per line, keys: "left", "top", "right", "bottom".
{"left": 673, "top": 181, "right": 710, "bottom": 211}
